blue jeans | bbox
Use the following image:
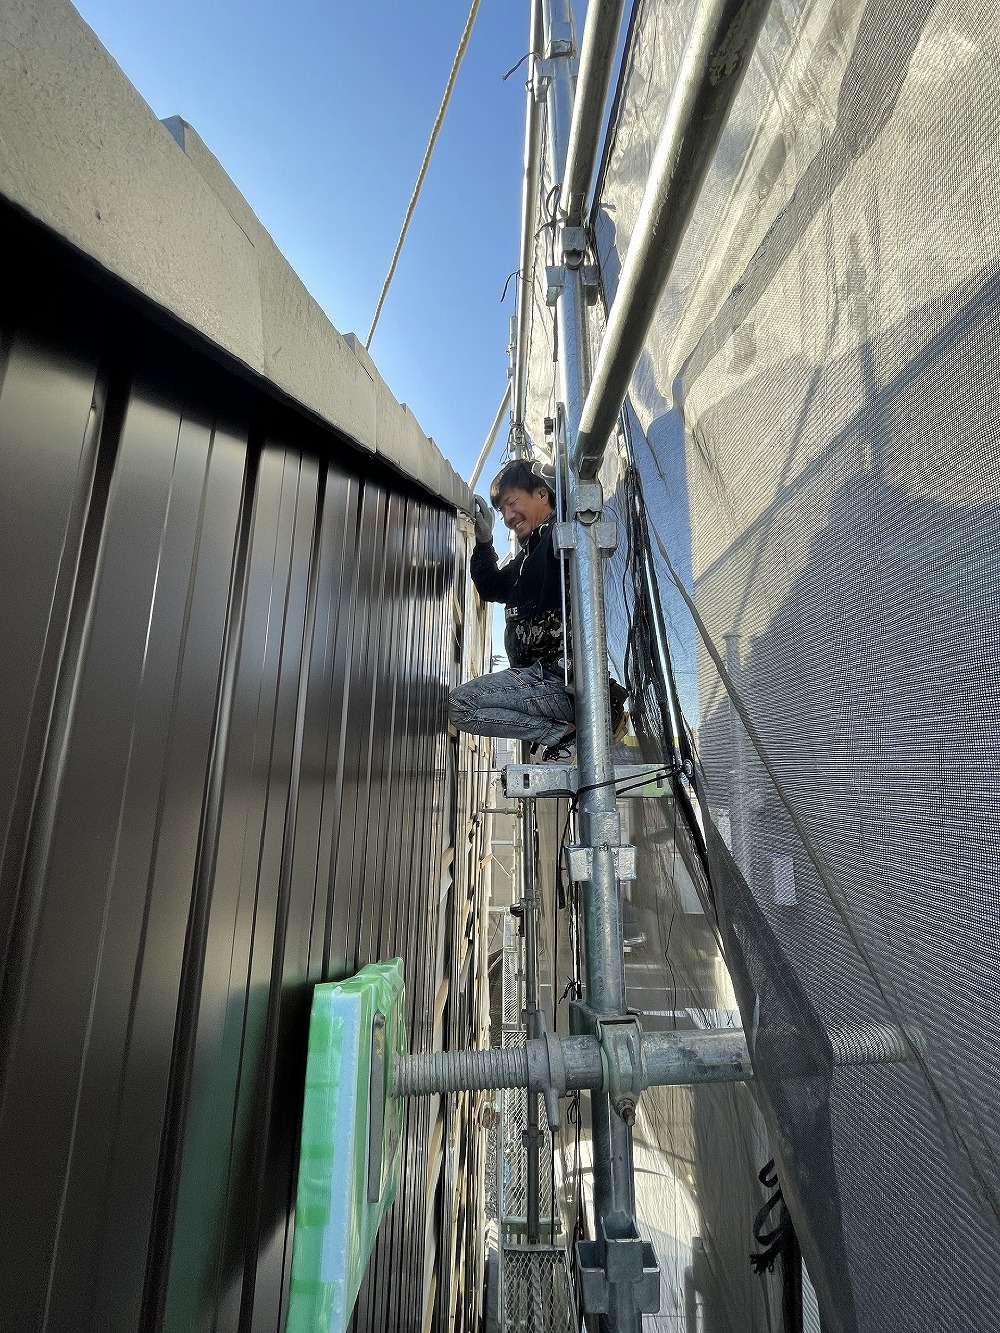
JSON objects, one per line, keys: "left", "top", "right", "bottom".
{"left": 449, "top": 662, "right": 575, "bottom": 747}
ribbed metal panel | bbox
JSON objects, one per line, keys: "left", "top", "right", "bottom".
{"left": 0, "top": 209, "right": 483, "bottom": 1333}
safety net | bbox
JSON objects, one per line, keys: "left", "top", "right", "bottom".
{"left": 589, "top": 0, "right": 1000, "bottom": 1329}
{"left": 520, "top": 0, "right": 1000, "bottom": 1328}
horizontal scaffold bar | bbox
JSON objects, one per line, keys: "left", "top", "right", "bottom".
{"left": 392, "top": 1020, "right": 920, "bottom": 1102}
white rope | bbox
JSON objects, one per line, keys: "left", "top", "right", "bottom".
{"left": 365, "top": 0, "right": 482, "bottom": 349}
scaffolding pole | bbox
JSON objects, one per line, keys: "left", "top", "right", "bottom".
{"left": 561, "top": 0, "right": 627, "bottom": 227}
{"left": 520, "top": 803, "right": 543, "bottom": 1244}
{"left": 451, "top": 0, "right": 775, "bottom": 1327}
{"left": 468, "top": 381, "right": 512, "bottom": 490}
{"left": 536, "top": 0, "right": 644, "bottom": 1327}
{"left": 573, "top": 0, "right": 773, "bottom": 480}
{"left": 511, "top": 0, "right": 545, "bottom": 439}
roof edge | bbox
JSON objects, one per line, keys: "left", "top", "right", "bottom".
{"left": 0, "top": 0, "right": 471, "bottom": 512}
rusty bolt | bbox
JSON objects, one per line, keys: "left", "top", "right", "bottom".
{"left": 616, "top": 1098, "right": 636, "bottom": 1127}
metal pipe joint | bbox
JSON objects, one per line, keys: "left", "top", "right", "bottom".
{"left": 597, "top": 1016, "right": 645, "bottom": 1123}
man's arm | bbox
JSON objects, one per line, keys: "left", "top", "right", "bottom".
{"left": 470, "top": 540, "right": 517, "bottom": 603}
{"left": 466, "top": 494, "right": 517, "bottom": 603}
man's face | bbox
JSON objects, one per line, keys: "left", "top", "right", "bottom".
{"left": 497, "top": 485, "right": 554, "bottom": 542}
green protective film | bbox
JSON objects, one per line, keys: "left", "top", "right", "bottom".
{"left": 286, "top": 958, "right": 406, "bottom": 1333}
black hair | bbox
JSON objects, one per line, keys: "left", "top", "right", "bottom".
{"left": 489, "top": 459, "right": 555, "bottom": 509}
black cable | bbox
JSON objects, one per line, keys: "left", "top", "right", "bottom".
{"left": 556, "top": 796, "right": 575, "bottom": 892}
{"left": 571, "top": 766, "right": 675, "bottom": 808}
{"left": 550, "top": 1136, "right": 557, "bottom": 1246}
{"left": 501, "top": 49, "right": 533, "bottom": 81}
{"left": 661, "top": 909, "right": 679, "bottom": 1030}
{"left": 535, "top": 183, "right": 562, "bottom": 270}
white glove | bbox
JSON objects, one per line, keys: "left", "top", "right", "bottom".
{"left": 471, "top": 494, "right": 495, "bottom": 545}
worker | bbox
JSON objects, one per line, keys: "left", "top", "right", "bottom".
{"left": 449, "top": 458, "right": 626, "bottom": 760}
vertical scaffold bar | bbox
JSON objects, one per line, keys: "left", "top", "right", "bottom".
{"left": 511, "top": 0, "right": 545, "bottom": 438}
{"left": 521, "top": 803, "right": 542, "bottom": 1244}
{"left": 537, "top": 0, "right": 639, "bottom": 1330}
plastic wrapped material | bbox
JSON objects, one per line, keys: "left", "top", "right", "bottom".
{"left": 287, "top": 960, "right": 406, "bottom": 1333}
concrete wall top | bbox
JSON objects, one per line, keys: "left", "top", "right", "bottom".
{"left": 0, "top": 0, "right": 472, "bottom": 513}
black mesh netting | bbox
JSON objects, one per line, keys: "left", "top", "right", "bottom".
{"left": 587, "top": 0, "right": 1000, "bottom": 1328}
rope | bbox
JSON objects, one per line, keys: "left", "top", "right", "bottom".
{"left": 365, "top": 0, "right": 482, "bottom": 348}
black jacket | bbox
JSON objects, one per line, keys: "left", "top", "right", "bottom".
{"left": 470, "top": 518, "right": 569, "bottom": 668}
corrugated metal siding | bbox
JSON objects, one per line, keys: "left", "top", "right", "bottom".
{"left": 0, "top": 212, "right": 487, "bottom": 1333}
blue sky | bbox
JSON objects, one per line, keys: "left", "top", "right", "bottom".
{"left": 72, "top": 0, "right": 534, "bottom": 482}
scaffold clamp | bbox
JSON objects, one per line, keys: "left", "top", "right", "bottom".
{"left": 554, "top": 519, "right": 618, "bottom": 553}
{"left": 566, "top": 842, "right": 636, "bottom": 882}
{"left": 597, "top": 1014, "right": 646, "bottom": 1121}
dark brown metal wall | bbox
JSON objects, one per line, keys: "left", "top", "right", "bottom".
{"left": 0, "top": 212, "right": 463, "bottom": 1333}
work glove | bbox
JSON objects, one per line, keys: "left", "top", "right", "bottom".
{"left": 471, "top": 494, "right": 495, "bottom": 545}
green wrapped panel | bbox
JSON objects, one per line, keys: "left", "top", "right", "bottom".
{"left": 287, "top": 959, "right": 406, "bottom": 1333}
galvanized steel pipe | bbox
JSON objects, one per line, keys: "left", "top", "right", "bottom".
{"left": 562, "top": 0, "right": 628, "bottom": 226}
{"left": 392, "top": 1030, "right": 753, "bottom": 1099}
{"left": 521, "top": 811, "right": 542, "bottom": 1242}
{"left": 540, "top": 4, "right": 639, "bottom": 1321}
{"left": 573, "top": 0, "right": 772, "bottom": 479}
{"left": 468, "top": 381, "right": 511, "bottom": 489}
{"left": 539, "top": 0, "right": 577, "bottom": 212}
{"left": 645, "top": 1029, "right": 752, "bottom": 1084}
{"left": 511, "top": 0, "right": 545, "bottom": 434}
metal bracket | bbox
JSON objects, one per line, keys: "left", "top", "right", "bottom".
{"left": 553, "top": 520, "right": 618, "bottom": 554}
{"left": 531, "top": 59, "right": 554, "bottom": 100}
{"left": 572, "top": 481, "right": 603, "bottom": 522}
{"left": 553, "top": 522, "right": 574, "bottom": 552}
{"left": 540, "top": 1024, "right": 566, "bottom": 1130}
{"left": 561, "top": 225, "right": 587, "bottom": 267}
{"left": 544, "top": 1028, "right": 567, "bottom": 1096}
{"left": 576, "top": 1220, "right": 661, "bottom": 1315}
{"left": 565, "top": 843, "right": 636, "bottom": 883}
{"left": 569, "top": 998, "right": 599, "bottom": 1036}
{"left": 501, "top": 764, "right": 670, "bottom": 799}
{"left": 582, "top": 263, "right": 599, "bottom": 304}
{"left": 597, "top": 520, "right": 618, "bottom": 552}
{"left": 545, "top": 265, "right": 564, "bottom": 306}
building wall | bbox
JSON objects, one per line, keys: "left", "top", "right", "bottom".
{"left": 0, "top": 207, "right": 490, "bottom": 1333}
